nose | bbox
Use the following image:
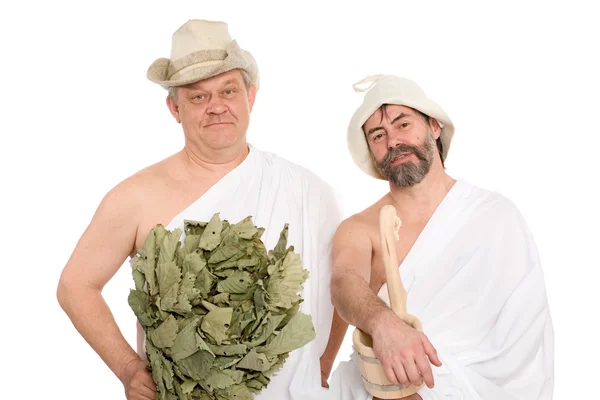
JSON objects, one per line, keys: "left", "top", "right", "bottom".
{"left": 387, "top": 134, "right": 405, "bottom": 151}
{"left": 207, "top": 95, "right": 227, "bottom": 115}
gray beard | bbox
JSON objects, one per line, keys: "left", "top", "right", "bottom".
{"left": 374, "top": 129, "right": 436, "bottom": 187}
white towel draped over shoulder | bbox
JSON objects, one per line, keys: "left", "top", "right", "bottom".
{"left": 329, "top": 179, "right": 554, "bottom": 400}
{"left": 135, "top": 144, "right": 343, "bottom": 400}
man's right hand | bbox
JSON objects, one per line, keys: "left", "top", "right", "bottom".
{"left": 371, "top": 310, "right": 442, "bottom": 389}
{"left": 120, "top": 358, "right": 156, "bottom": 400}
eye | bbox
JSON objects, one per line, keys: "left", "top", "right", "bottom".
{"left": 397, "top": 122, "right": 410, "bottom": 129}
{"left": 372, "top": 133, "right": 384, "bottom": 142}
{"left": 224, "top": 89, "right": 235, "bottom": 96}
{"left": 193, "top": 94, "right": 205, "bottom": 101}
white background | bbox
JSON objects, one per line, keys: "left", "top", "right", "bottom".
{"left": 1, "top": 1, "right": 598, "bottom": 398}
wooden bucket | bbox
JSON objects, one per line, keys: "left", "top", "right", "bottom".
{"left": 352, "top": 205, "right": 423, "bottom": 399}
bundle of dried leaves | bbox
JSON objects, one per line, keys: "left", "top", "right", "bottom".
{"left": 128, "top": 213, "right": 315, "bottom": 399}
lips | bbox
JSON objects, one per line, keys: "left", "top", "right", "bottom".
{"left": 391, "top": 152, "right": 412, "bottom": 163}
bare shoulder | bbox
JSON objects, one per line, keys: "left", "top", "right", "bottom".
{"left": 331, "top": 206, "right": 379, "bottom": 280}
{"left": 85, "top": 153, "right": 182, "bottom": 252}
{"left": 335, "top": 213, "right": 371, "bottom": 240}
{"left": 335, "top": 195, "right": 391, "bottom": 239}
{"left": 331, "top": 194, "right": 393, "bottom": 282}
{"left": 59, "top": 154, "right": 182, "bottom": 289}
{"left": 101, "top": 153, "right": 181, "bottom": 210}
{"left": 123, "top": 153, "right": 180, "bottom": 192}
{"left": 333, "top": 198, "right": 383, "bottom": 254}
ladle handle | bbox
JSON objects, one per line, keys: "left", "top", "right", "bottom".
{"left": 379, "top": 205, "right": 407, "bottom": 315}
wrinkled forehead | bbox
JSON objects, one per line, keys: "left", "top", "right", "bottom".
{"left": 363, "top": 104, "right": 419, "bottom": 130}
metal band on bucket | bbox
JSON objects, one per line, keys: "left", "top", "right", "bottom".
{"left": 356, "top": 352, "right": 382, "bottom": 364}
{"left": 361, "top": 378, "right": 410, "bottom": 392}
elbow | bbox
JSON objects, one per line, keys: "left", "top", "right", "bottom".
{"left": 56, "top": 273, "right": 83, "bottom": 312}
{"left": 57, "top": 271, "right": 102, "bottom": 312}
{"left": 56, "top": 275, "right": 70, "bottom": 311}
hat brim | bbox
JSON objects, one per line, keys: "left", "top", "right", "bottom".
{"left": 147, "top": 41, "right": 259, "bottom": 89}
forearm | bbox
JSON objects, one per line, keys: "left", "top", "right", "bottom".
{"left": 320, "top": 308, "right": 349, "bottom": 374}
{"left": 331, "top": 271, "right": 392, "bottom": 335}
{"left": 57, "top": 283, "right": 140, "bottom": 382}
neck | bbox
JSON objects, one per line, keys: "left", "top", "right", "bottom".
{"left": 388, "top": 160, "right": 456, "bottom": 223}
{"left": 179, "top": 140, "right": 250, "bottom": 178}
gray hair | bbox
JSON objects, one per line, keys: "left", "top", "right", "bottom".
{"left": 168, "top": 69, "right": 252, "bottom": 102}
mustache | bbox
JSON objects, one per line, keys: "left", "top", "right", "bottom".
{"left": 383, "top": 144, "right": 427, "bottom": 165}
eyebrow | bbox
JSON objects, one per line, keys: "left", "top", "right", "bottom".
{"left": 366, "top": 112, "right": 411, "bottom": 136}
{"left": 222, "top": 79, "right": 240, "bottom": 87}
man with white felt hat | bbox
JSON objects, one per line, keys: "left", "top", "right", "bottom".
{"left": 57, "top": 19, "right": 345, "bottom": 400}
{"left": 328, "top": 74, "right": 554, "bottom": 399}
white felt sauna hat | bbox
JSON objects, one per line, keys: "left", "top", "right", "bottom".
{"left": 347, "top": 74, "right": 455, "bottom": 179}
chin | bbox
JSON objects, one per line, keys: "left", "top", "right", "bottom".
{"left": 206, "top": 135, "right": 243, "bottom": 149}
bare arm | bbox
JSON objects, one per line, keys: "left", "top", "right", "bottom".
{"left": 319, "top": 308, "right": 349, "bottom": 387}
{"left": 330, "top": 218, "right": 391, "bottom": 334}
{"left": 331, "top": 217, "right": 441, "bottom": 390}
{"left": 57, "top": 183, "right": 155, "bottom": 399}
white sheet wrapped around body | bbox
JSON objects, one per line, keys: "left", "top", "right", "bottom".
{"left": 329, "top": 179, "right": 554, "bottom": 400}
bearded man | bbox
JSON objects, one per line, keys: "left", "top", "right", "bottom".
{"left": 328, "top": 75, "right": 554, "bottom": 400}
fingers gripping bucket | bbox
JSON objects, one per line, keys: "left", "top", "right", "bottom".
{"left": 352, "top": 205, "right": 423, "bottom": 399}
{"left": 353, "top": 321, "right": 423, "bottom": 398}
